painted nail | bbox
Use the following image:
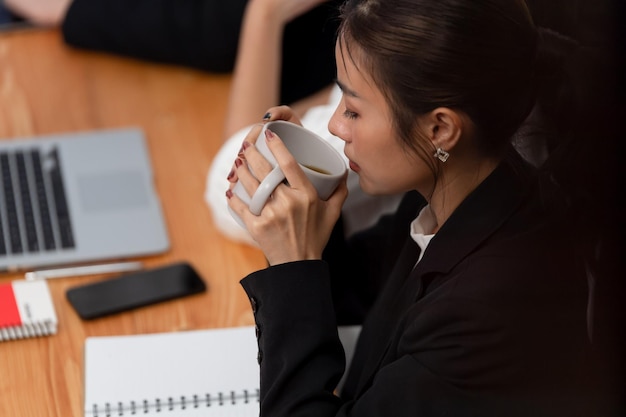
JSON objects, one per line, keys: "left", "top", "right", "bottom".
{"left": 238, "top": 141, "right": 250, "bottom": 154}
{"left": 226, "top": 189, "right": 233, "bottom": 199}
{"left": 235, "top": 158, "right": 243, "bottom": 168}
{"left": 226, "top": 169, "right": 235, "bottom": 180}
{"left": 265, "top": 129, "right": 275, "bottom": 140}
{"left": 262, "top": 112, "right": 271, "bottom": 121}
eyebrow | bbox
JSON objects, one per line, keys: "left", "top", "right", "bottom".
{"left": 335, "top": 79, "right": 359, "bottom": 98}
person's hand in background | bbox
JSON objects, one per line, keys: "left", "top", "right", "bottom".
{"left": 4, "top": 0, "right": 72, "bottom": 26}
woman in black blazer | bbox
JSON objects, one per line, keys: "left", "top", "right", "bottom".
{"left": 227, "top": 0, "right": 617, "bottom": 416}
{"left": 226, "top": 0, "right": 619, "bottom": 417}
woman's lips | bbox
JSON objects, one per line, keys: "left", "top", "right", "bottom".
{"left": 348, "top": 160, "right": 361, "bottom": 173}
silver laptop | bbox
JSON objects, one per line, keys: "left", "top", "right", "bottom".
{"left": 0, "top": 128, "right": 170, "bottom": 271}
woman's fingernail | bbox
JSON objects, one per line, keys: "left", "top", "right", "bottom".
{"left": 265, "top": 129, "right": 275, "bottom": 140}
{"left": 262, "top": 112, "right": 271, "bottom": 121}
{"left": 238, "top": 141, "right": 251, "bottom": 154}
{"left": 226, "top": 169, "right": 235, "bottom": 180}
{"left": 226, "top": 189, "right": 233, "bottom": 199}
{"left": 235, "top": 158, "right": 243, "bottom": 168}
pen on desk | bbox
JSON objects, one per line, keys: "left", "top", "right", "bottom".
{"left": 24, "top": 261, "right": 144, "bottom": 280}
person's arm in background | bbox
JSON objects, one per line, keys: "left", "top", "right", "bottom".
{"left": 62, "top": 0, "right": 248, "bottom": 73}
{"left": 208, "top": 0, "right": 335, "bottom": 245}
{"left": 4, "top": 0, "right": 340, "bottom": 100}
{"left": 207, "top": 0, "right": 402, "bottom": 246}
{"left": 223, "top": 0, "right": 332, "bottom": 138}
{"left": 2, "top": 0, "right": 69, "bottom": 26}
{"left": 4, "top": 0, "right": 248, "bottom": 73}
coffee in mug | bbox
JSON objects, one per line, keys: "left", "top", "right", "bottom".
{"left": 230, "top": 121, "right": 347, "bottom": 226}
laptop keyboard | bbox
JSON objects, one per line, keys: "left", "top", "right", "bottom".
{"left": 0, "top": 147, "right": 75, "bottom": 256}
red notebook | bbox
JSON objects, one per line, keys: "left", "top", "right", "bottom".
{"left": 0, "top": 279, "right": 57, "bottom": 341}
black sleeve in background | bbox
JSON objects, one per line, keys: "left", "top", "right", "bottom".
{"left": 279, "top": 0, "right": 342, "bottom": 104}
{"left": 61, "top": 0, "right": 248, "bottom": 73}
{"left": 61, "top": 0, "right": 342, "bottom": 104}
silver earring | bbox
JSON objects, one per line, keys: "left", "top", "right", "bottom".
{"left": 434, "top": 148, "right": 449, "bottom": 162}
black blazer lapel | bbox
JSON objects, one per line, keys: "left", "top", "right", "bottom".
{"left": 344, "top": 151, "right": 536, "bottom": 399}
{"left": 414, "top": 150, "right": 534, "bottom": 278}
{"left": 342, "top": 235, "right": 421, "bottom": 398}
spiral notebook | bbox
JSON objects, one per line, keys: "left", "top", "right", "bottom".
{"left": 83, "top": 326, "right": 260, "bottom": 417}
{"left": 0, "top": 279, "right": 57, "bottom": 341}
{"left": 83, "top": 325, "right": 361, "bottom": 417}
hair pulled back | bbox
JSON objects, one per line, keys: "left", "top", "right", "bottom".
{"left": 338, "top": 0, "right": 540, "bottom": 162}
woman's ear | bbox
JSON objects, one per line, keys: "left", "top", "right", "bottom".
{"left": 422, "top": 107, "right": 465, "bottom": 153}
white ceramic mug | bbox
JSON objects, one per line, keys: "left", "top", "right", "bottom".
{"left": 230, "top": 121, "right": 347, "bottom": 225}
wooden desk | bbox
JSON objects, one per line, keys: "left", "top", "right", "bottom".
{"left": 0, "top": 29, "right": 266, "bottom": 417}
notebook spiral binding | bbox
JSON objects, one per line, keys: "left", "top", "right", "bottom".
{"left": 90, "top": 389, "right": 260, "bottom": 416}
{"left": 0, "top": 320, "right": 57, "bottom": 341}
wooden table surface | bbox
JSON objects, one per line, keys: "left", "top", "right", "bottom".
{"left": 0, "top": 28, "right": 266, "bottom": 417}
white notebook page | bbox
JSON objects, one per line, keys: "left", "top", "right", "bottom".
{"left": 84, "top": 326, "right": 260, "bottom": 417}
{"left": 83, "top": 325, "right": 361, "bottom": 417}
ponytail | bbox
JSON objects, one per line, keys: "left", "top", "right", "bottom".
{"left": 526, "top": 21, "right": 622, "bottom": 329}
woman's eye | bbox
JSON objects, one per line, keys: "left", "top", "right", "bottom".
{"left": 343, "top": 109, "right": 358, "bottom": 119}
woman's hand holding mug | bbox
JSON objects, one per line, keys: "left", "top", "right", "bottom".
{"left": 226, "top": 118, "right": 348, "bottom": 265}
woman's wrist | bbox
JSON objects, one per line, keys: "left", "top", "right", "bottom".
{"left": 245, "top": 0, "right": 291, "bottom": 29}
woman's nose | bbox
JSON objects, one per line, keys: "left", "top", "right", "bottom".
{"left": 328, "top": 106, "right": 348, "bottom": 143}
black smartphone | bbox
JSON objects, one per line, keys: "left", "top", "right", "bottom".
{"left": 66, "top": 262, "right": 206, "bottom": 320}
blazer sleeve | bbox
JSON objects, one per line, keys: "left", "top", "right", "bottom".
{"left": 241, "top": 261, "right": 346, "bottom": 417}
{"left": 240, "top": 259, "right": 437, "bottom": 417}
{"left": 240, "top": 262, "right": 515, "bottom": 417}
{"left": 62, "top": 0, "right": 247, "bottom": 73}
{"left": 241, "top": 259, "right": 593, "bottom": 417}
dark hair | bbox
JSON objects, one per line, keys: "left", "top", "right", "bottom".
{"left": 337, "top": 0, "right": 540, "bottom": 174}
{"left": 340, "top": 0, "right": 624, "bottom": 384}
